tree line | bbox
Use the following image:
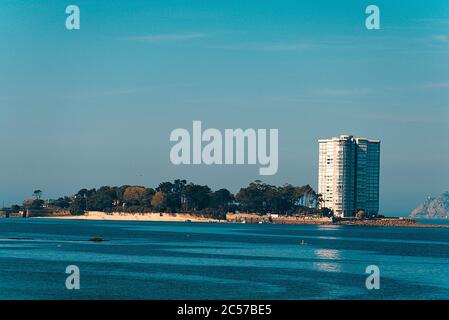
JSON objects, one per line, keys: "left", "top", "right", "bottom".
{"left": 12, "top": 180, "right": 331, "bottom": 219}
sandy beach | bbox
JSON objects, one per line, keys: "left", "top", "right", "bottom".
{"left": 31, "top": 211, "right": 449, "bottom": 228}
{"left": 36, "top": 211, "right": 221, "bottom": 223}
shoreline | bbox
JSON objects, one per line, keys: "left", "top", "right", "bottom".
{"left": 33, "top": 211, "right": 222, "bottom": 223}
{"left": 25, "top": 211, "right": 449, "bottom": 228}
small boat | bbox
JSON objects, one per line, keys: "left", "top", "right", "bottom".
{"left": 300, "top": 240, "right": 307, "bottom": 245}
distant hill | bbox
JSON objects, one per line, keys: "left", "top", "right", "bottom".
{"left": 410, "top": 191, "right": 449, "bottom": 219}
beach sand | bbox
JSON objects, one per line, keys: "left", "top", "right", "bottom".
{"left": 37, "top": 211, "right": 220, "bottom": 223}
{"left": 31, "top": 212, "right": 448, "bottom": 228}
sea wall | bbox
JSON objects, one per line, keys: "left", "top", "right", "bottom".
{"left": 225, "top": 213, "right": 333, "bottom": 224}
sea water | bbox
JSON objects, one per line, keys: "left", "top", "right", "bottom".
{"left": 0, "top": 218, "right": 448, "bottom": 299}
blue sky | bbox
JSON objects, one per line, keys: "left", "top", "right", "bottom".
{"left": 0, "top": 0, "right": 448, "bottom": 215}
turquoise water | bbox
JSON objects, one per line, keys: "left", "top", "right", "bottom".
{"left": 417, "top": 218, "right": 449, "bottom": 226}
{"left": 0, "top": 218, "right": 449, "bottom": 300}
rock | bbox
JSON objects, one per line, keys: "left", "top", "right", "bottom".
{"left": 410, "top": 191, "right": 449, "bottom": 219}
{"left": 88, "top": 237, "right": 105, "bottom": 242}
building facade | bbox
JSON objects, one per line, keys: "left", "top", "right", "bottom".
{"left": 318, "top": 135, "right": 380, "bottom": 217}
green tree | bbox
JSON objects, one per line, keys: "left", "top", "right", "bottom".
{"left": 156, "top": 180, "right": 187, "bottom": 211}
{"left": 30, "top": 199, "right": 44, "bottom": 210}
{"left": 184, "top": 183, "right": 211, "bottom": 211}
{"left": 236, "top": 181, "right": 270, "bottom": 213}
{"left": 33, "top": 190, "right": 42, "bottom": 200}
{"left": 210, "top": 189, "right": 234, "bottom": 212}
{"left": 69, "top": 196, "right": 86, "bottom": 215}
{"left": 51, "top": 197, "right": 71, "bottom": 209}
{"left": 87, "top": 186, "right": 116, "bottom": 211}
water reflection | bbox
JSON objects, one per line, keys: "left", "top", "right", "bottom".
{"left": 313, "top": 262, "right": 341, "bottom": 272}
{"left": 313, "top": 249, "right": 342, "bottom": 272}
{"left": 317, "top": 225, "right": 342, "bottom": 231}
{"left": 314, "top": 249, "right": 341, "bottom": 260}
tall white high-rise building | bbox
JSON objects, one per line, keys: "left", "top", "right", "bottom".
{"left": 318, "top": 135, "right": 380, "bottom": 217}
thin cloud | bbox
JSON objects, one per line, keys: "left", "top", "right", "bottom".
{"left": 432, "top": 34, "right": 449, "bottom": 43}
{"left": 314, "top": 88, "right": 372, "bottom": 97}
{"left": 361, "top": 113, "right": 449, "bottom": 125}
{"left": 421, "top": 82, "right": 449, "bottom": 89}
{"left": 126, "top": 33, "right": 208, "bottom": 43}
{"left": 212, "top": 42, "right": 312, "bottom": 52}
{"left": 211, "top": 36, "right": 392, "bottom": 52}
{"left": 417, "top": 17, "right": 449, "bottom": 25}
{"left": 63, "top": 83, "right": 192, "bottom": 99}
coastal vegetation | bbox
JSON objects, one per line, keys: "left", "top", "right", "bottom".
{"left": 4, "top": 180, "right": 330, "bottom": 219}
